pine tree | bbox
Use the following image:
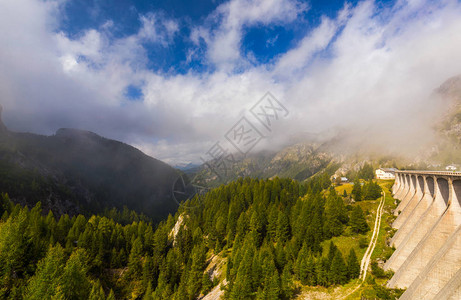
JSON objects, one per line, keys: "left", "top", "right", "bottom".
{"left": 127, "top": 237, "right": 143, "bottom": 278}
{"left": 60, "top": 249, "right": 91, "bottom": 300}
{"left": 142, "top": 255, "right": 154, "bottom": 293}
{"left": 267, "top": 206, "right": 278, "bottom": 242}
{"left": 187, "top": 244, "right": 206, "bottom": 298}
{"left": 346, "top": 249, "right": 360, "bottom": 279}
{"left": 280, "top": 263, "right": 294, "bottom": 299}
{"left": 327, "top": 242, "right": 338, "bottom": 269}
{"left": 229, "top": 248, "right": 254, "bottom": 299}
{"left": 106, "top": 289, "right": 116, "bottom": 300}
{"left": 349, "top": 205, "right": 369, "bottom": 234}
{"left": 201, "top": 272, "right": 213, "bottom": 295}
{"left": 0, "top": 207, "right": 33, "bottom": 288}
{"left": 323, "top": 189, "right": 348, "bottom": 238}
{"left": 142, "top": 282, "right": 154, "bottom": 300}
{"left": 249, "top": 209, "right": 264, "bottom": 246}
{"left": 351, "top": 180, "right": 362, "bottom": 202}
{"left": 264, "top": 270, "right": 280, "bottom": 300}
{"left": 358, "top": 163, "right": 374, "bottom": 180}
{"left": 276, "top": 210, "right": 290, "bottom": 243}
{"left": 330, "top": 251, "right": 348, "bottom": 284}
{"left": 175, "top": 271, "right": 188, "bottom": 300}
{"left": 25, "top": 244, "right": 67, "bottom": 299}
{"left": 51, "top": 286, "right": 66, "bottom": 300}
{"left": 0, "top": 193, "right": 12, "bottom": 217}
{"left": 315, "top": 257, "right": 329, "bottom": 287}
{"left": 89, "top": 280, "right": 105, "bottom": 300}
{"left": 363, "top": 181, "right": 382, "bottom": 200}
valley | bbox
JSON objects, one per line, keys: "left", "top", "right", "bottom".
{"left": 1, "top": 0, "right": 461, "bottom": 298}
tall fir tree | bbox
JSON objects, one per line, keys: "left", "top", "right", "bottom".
{"left": 351, "top": 180, "right": 362, "bottom": 202}
{"left": 60, "top": 249, "right": 91, "bottom": 300}
{"left": 329, "top": 251, "right": 348, "bottom": 285}
{"left": 346, "top": 249, "right": 360, "bottom": 279}
{"left": 349, "top": 205, "right": 369, "bottom": 234}
{"left": 24, "top": 244, "right": 67, "bottom": 299}
{"left": 323, "top": 188, "right": 348, "bottom": 238}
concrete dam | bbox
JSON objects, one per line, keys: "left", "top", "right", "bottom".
{"left": 385, "top": 170, "right": 461, "bottom": 299}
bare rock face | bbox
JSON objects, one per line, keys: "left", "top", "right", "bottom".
{"left": 436, "top": 75, "right": 461, "bottom": 103}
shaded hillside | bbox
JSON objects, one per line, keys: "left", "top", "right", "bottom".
{"left": 0, "top": 109, "right": 179, "bottom": 220}
{"left": 194, "top": 142, "right": 334, "bottom": 186}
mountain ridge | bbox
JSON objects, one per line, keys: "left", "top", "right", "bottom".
{"left": 0, "top": 110, "right": 180, "bottom": 221}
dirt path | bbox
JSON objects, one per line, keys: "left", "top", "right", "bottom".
{"left": 341, "top": 192, "right": 386, "bottom": 299}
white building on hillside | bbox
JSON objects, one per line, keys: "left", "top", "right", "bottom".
{"left": 446, "top": 165, "right": 457, "bottom": 171}
{"left": 375, "top": 168, "right": 397, "bottom": 179}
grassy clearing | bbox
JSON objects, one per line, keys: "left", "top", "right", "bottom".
{"left": 300, "top": 179, "right": 400, "bottom": 299}
{"left": 335, "top": 183, "right": 354, "bottom": 196}
{"left": 348, "top": 180, "right": 403, "bottom": 299}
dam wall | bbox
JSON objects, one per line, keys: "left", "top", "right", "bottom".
{"left": 385, "top": 171, "right": 461, "bottom": 299}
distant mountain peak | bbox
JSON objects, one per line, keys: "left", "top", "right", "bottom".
{"left": 436, "top": 75, "right": 461, "bottom": 102}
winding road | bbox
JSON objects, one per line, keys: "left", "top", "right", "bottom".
{"left": 342, "top": 191, "right": 386, "bottom": 299}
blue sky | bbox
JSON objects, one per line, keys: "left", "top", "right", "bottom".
{"left": 59, "top": 0, "right": 396, "bottom": 75}
{"left": 1, "top": 0, "right": 461, "bottom": 164}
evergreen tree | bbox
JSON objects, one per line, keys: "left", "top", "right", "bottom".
{"left": 323, "top": 189, "right": 348, "bottom": 238}
{"left": 60, "top": 249, "right": 91, "bottom": 300}
{"left": 201, "top": 272, "right": 213, "bottom": 295}
{"left": 351, "top": 180, "right": 362, "bottom": 202}
{"left": 266, "top": 206, "right": 278, "bottom": 242}
{"left": 127, "top": 237, "right": 143, "bottom": 278}
{"left": 329, "top": 251, "right": 348, "bottom": 285}
{"left": 89, "top": 280, "right": 105, "bottom": 300}
{"left": 327, "top": 242, "right": 338, "bottom": 269}
{"left": 315, "top": 257, "right": 329, "bottom": 287}
{"left": 346, "top": 249, "right": 360, "bottom": 279}
{"left": 363, "top": 181, "right": 382, "bottom": 200}
{"left": 0, "top": 175, "right": 375, "bottom": 298}
{"left": 142, "top": 282, "right": 154, "bottom": 300}
{"left": 24, "top": 244, "right": 67, "bottom": 299}
{"left": 51, "top": 286, "right": 66, "bottom": 300}
{"left": 187, "top": 244, "right": 206, "bottom": 298}
{"left": 107, "top": 289, "right": 116, "bottom": 300}
{"left": 358, "top": 163, "right": 374, "bottom": 180}
{"left": 0, "top": 207, "right": 34, "bottom": 291}
{"left": 280, "top": 263, "right": 293, "bottom": 299}
{"left": 229, "top": 248, "right": 254, "bottom": 299}
{"left": 349, "top": 205, "right": 369, "bottom": 234}
{"left": 276, "top": 210, "right": 290, "bottom": 243}
{"left": 0, "top": 193, "right": 12, "bottom": 217}
{"left": 264, "top": 270, "right": 280, "bottom": 300}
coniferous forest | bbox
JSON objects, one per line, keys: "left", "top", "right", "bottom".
{"left": 0, "top": 175, "right": 375, "bottom": 299}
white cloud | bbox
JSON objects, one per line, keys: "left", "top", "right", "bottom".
{"left": 273, "top": 16, "right": 338, "bottom": 77}
{"left": 197, "top": 0, "right": 307, "bottom": 71}
{"left": 1, "top": 0, "right": 461, "bottom": 164}
{"left": 138, "top": 12, "right": 179, "bottom": 45}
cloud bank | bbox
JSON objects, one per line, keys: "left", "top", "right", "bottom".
{"left": 1, "top": 0, "right": 461, "bottom": 164}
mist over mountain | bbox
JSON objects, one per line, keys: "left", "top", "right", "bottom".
{"left": 0, "top": 108, "right": 179, "bottom": 220}
{"left": 194, "top": 75, "right": 461, "bottom": 186}
{"left": 1, "top": 0, "right": 461, "bottom": 165}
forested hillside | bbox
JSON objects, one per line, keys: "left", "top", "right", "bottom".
{"left": 0, "top": 175, "right": 384, "bottom": 299}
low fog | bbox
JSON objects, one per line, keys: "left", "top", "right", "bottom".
{"left": 1, "top": 0, "right": 461, "bottom": 164}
